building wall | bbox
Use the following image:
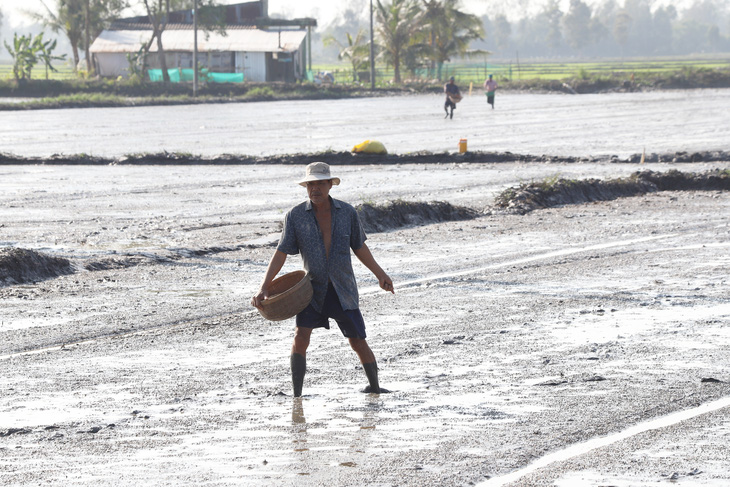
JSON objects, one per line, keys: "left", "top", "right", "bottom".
{"left": 95, "top": 47, "right": 303, "bottom": 82}
{"left": 95, "top": 53, "right": 130, "bottom": 77}
{"left": 237, "top": 52, "right": 267, "bottom": 82}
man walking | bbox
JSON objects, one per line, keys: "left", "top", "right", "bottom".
{"left": 444, "top": 76, "right": 461, "bottom": 119}
{"left": 252, "top": 162, "right": 394, "bottom": 397}
{"left": 484, "top": 74, "right": 498, "bottom": 109}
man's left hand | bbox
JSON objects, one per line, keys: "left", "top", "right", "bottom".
{"left": 379, "top": 275, "right": 394, "bottom": 294}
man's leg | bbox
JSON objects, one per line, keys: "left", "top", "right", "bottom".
{"left": 349, "top": 337, "right": 386, "bottom": 393}
{"left": 291, "top": 327, "right": 312, "bottom": 397}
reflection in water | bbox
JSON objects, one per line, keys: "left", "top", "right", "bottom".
{"left": 292, "top": 397, "right": 306, "bottom": 425}
{"left": 288, "top": 395, "right": 385, "bottom": 478}
{"left": 292, "top": 398, "right": 308, "bottom": 454}
{"left": 350, "top": 395, "right": 381, "bottom": 456}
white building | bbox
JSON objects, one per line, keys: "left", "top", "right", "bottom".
{"left": 90, "top": 1, "right": 316, "bottom": 82}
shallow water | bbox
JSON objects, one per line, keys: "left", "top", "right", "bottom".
{"left": 1, "top": 89, "right": 729, "bottom": 158}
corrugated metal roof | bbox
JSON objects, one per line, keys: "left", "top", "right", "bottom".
{"left": 90, "top": 28, "right": 307, "bottom": 54}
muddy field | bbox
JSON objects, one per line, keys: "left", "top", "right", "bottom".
{"left": 1, "top": 152, "right": 729, "bottom": 486}
{"left": 2, "top": 89, "right": 730, "bottom": 159}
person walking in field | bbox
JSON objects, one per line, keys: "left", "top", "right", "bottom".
{"left": 444, "top": 76, "right": 461, "bottom": 119}
{"left": 251, "top": 162, "right": 394, "bottom": 397}
{"left": 484, "top": 74, "right": 498, "bottom": 109}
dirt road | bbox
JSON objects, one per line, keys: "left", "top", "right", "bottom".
{"left": 1, "top": 160, "right": 729, "bottom": 485}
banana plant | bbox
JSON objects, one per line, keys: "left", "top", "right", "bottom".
{"left": 4, "top": 33, "right": 39, "bottom": 82}
{"left": 34, "top": 33, "right": 68, "bottom": 80}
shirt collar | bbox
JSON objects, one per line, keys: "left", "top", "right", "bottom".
{"left": 305, "top": 196, "right": 341, "bottom": 211}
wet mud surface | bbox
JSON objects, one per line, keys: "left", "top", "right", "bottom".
{"left": 1, "top": 160, "right": 729, "bottom": 486}
{"left": 2, "top": 90, "right": 730, "bottom": 159}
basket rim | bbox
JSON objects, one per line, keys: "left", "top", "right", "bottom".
{"left": 262, "top": 270, "right": 308, "bottom": 307}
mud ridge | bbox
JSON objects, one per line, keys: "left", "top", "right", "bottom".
{"left": 0, "top": 248, "right": 74, "bottom": 286}
{"left": 357, "top": 200, "right": 479, "bottom": 233}
{"left": 1, "top": 150, "right": 729, "bottom": 166}
{"left": 494, "top": 169, "right": 730, "bottom": 214}
{"left": 82, "top": 244, "right": 262, "bottom": 271}
{"left": 2, "top": 170, "right": 727, "bottom": 287}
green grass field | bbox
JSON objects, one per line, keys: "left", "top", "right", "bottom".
{"left": 313, "top": 57, "right": 730, "bottom": 85}
{"left": 1, "top": 56, "right": 728, "bottom": 88}
{"left": 0, "top": 62, "right": 77, "bottom": 81}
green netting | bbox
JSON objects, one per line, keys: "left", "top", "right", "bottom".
{"left": 180, "top": 69, "right": 195, "bottom": 82}
{"left": 207, "top": 72, "right": 244, "bottom": 83}
{"left": 148, "top": 69, "right": 242, "bottom": 83}
{"left": 148, "top": 69, "right": 181, "bottom": 82}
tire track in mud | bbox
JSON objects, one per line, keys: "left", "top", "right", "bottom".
{"left": 479, "top": 395, "right": 730, "bottom": 486}
{"left": 0, "top": 232, "right": 683, "bottom": 361}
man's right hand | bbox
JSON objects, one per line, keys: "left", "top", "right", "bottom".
{"left": 251, "top": 289, "right": 268, "bottom": 309}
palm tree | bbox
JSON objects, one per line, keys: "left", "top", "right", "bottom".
{"left": 375, "top": 0, "right": 425, "bottom": 84}
{"left": 323, "top": 30, "right": 371, "bottom": 83}
{"left": 32, "top": 0, "right": 127, "bottom": 74}
{"left": 422, "top": 0, "right": 483, "bottom": 80}
{"left": 35, "top": 0, "right": 85, "bottom": 72}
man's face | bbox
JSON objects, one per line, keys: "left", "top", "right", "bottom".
{"left": 306, "top": 179, "right": 333, "bottom": 205}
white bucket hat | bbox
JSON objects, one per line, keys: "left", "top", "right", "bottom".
{"left": 298, "top": 162, "right": 341, "bottom": 187}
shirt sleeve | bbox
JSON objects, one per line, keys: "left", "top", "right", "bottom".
{"left": 350, "top": 208, "right": 367, "bottom": 250}
{"left": 276, "top": 210, "right": 300, "bottom": 255}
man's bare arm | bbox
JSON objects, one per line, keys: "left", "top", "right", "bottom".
{"left": 251, "top": 250, "right": 288, "bottom": 308}
{"left": 353, "top": 243, "right": 394, "bottom": 294}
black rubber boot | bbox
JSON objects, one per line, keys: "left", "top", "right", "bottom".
{"left": 362, "top": 362, "right": 390, "bottom": 394}
{"left": 291, "top": 353, "right": 306, "bottom": 397}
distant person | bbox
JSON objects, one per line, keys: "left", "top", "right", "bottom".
{"left": 484, "top": 74, "right": 498, "bottom": 109}
{"left": 444, "top": 76, "right": 461, "bottom": 119}
{"left": 251, "top": 162, "right": 394, "bottom": 397}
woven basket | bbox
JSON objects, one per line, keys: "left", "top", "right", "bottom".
{"left": 259, "top": 270, "right": 313, "bottom": 321}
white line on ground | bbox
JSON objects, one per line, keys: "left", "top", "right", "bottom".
{"left": 478, "top": 395, "right": 730, "bottom": 486}
{"left": 360, "top": 234, "right": 678, "bottom": 295}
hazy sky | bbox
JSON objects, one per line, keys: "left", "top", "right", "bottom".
{"left": 1, "top": 0, "right": 697, "bottom": 29}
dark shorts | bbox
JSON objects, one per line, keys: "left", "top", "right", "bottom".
{"left": 487, "top": 93, "right": 495, "bottom": 105}
{"left": 295, "top": 283, "right": 367, "bottom": 339}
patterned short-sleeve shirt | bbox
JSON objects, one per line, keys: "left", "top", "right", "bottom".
{"left": 277, "top": 197, "right": 367, "bottom": 312}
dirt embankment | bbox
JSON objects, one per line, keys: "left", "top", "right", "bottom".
{"left": 1, "top": 68, "right": 729, "bottom": 110}
{"left": 507, "top": 67, "right": 730, "bottom": 94}
{"left": 494, "top": 169, "right": 730, "bottom": 214}
{"left": 3, "top": 168, "right": 728, "bottom": 287}
{"left": 1, "top": 150, "right": 728, "bottom": 166}
{"left": 0, "top": 248, "right": 74, "bottom": 286}
{"left": 3, "top": 68, "right": 729, "bottom": 100}
{"left": 357, "top": 200, "right": 478, "bottom": 234}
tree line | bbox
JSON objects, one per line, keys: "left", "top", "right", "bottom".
{"left": 3, "top": 0, "right": 729, "bottom": 85}
{"left": 475, "top": 0, "right": 730, "bottom": 59}
{"left": 325, "top": 0, "right": 484, "bottom": 84}
{"left": 321, "top": 0, "right": 730, "bottom": 81}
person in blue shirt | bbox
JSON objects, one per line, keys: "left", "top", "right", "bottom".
{"left": 252, "top": 162, "right": 394, "bottom": 397}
